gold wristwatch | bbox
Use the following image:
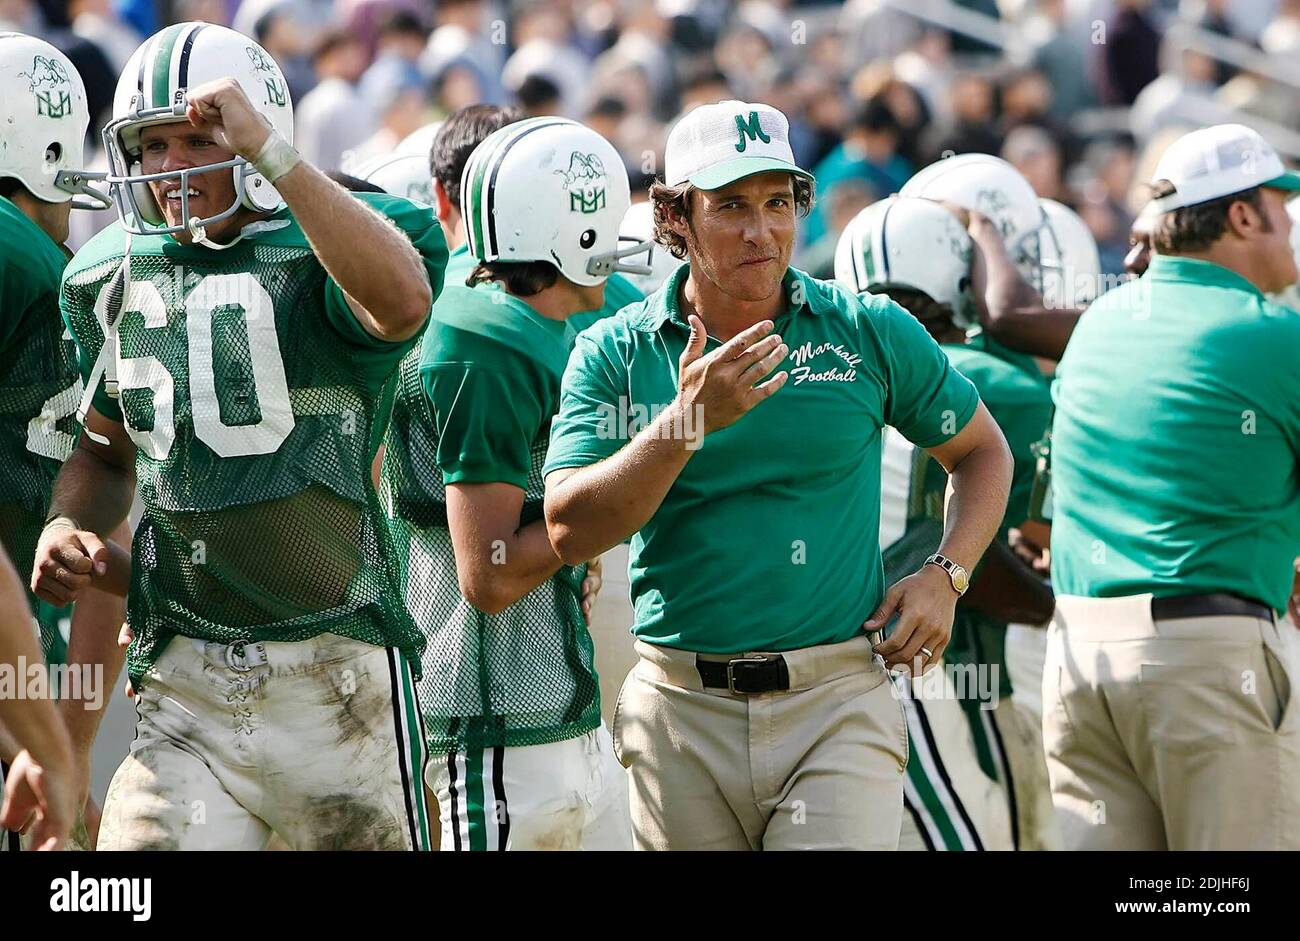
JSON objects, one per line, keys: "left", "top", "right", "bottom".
{"left": 924, "top": 553, "right": 969, "bottom": 596}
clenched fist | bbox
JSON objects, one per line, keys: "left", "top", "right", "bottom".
{"left": 31, "top": 517, "right": 110, "bottom": 607}
{"left": 185, "top": 78, "right": 274, "bottom": 161}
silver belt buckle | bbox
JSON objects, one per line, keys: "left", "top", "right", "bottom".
{"left": 726, "top": 656, "right": 771, "bottom": 694}
{"left": 224, "top": 640, "right": 267, "bottom": 673}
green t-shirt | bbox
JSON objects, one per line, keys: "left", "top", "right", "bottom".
{"left": 545, "top": 265, "right": 979, "bottom": 654}
{"left": 0, "top": 196, "right": 79, "bottom": 663}
{"left": 1051, "top": 255, "right": 1300, "bottom": 610}
{"left": 61, "top": 194, "right": 447, "bottom": 686}
{"left": 964, "top": 327, "right": 1046, "bottom": 386}
{"left": 379, "top": 280, "right": 600, "bottom": 751}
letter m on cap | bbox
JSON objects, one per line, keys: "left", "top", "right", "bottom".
{"left": 734, "top": 111, "right": 771, "bottom": 153}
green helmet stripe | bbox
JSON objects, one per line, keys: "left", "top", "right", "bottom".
{"left": 468, "top": 118, "right": 573, "bottom": 262}
{"left": 150, "top": 23, "right": 187, "bottom": 109}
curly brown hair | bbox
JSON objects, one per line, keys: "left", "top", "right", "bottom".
{"left": 648, "top": 174, "right": 816, "bottom": 259}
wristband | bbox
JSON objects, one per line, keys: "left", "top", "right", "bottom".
{"left": 42, "top": 512, "right": 81, "bottom": 532}
{"left": 251, "top": 132, "right": 301, "bottom": 184}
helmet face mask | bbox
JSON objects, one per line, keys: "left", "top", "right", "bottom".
{"left": 0, "top": 32, "right": 110, "bottom": 211}
{"left": 104, "top": 23, "right": 294, "bottom": 241}
{"left": 461, "top": 117, "right": 652, "bottom": 287}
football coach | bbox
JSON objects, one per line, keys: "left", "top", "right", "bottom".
{"left": 542, "top": 101, "right": 1013, "bottom": 850}
{"left": 1048, "top": 123, "right": 1300, "bottom": 850}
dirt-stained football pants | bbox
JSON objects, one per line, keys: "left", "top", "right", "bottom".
{"left": 98, "top": 633, "right": 431, "bottom": 850}
{"left": 1043, "top": 594, "right": 1300, "bottom": 850}
{"left": 613, "top": 635, "right": 907, "bottom": 850}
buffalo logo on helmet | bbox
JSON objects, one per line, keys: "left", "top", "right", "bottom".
{"left": 20, "top": 55, "right": 71, "bottom": 119}
{"left": 556, "top": 152, "right": 607, "bottom": 214}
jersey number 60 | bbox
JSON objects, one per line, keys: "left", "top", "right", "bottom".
{"left": 94, "top": 272, "right": 295, "bottom": 460}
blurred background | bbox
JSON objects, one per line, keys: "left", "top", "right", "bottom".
{"left": 11, "top": 0, "right": 1300, "bottom": 270}
{"left": 11, "top": 0, "right": 1300, "bottom": 800}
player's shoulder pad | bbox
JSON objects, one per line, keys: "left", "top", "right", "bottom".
{"left": 63, "top": 219, "right": 131, "bottom": 282}
{"left": 424, "top": 282, "right": 566, "bottom": 376}
{"left": 351, "top": 191, "right": 440, "bottom": 238}
{"left": 943, "top": 344, "right": 1047, "bottom": 403}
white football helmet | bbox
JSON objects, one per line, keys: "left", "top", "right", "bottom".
{"left": 104, "top": 22, "right": 295, "bottom": 240}
{"left": 0, "top": 32, "right": 109, "bottom": 208}
{"left": 834, "top": 196, "right": 975, "bottom": 327}
{"left": 344, "top": 151, "right": 434, "bottom": 206}
{"left": 901, "top": 153, "right": 1053, "bottom": 292}
{"left": 460, "top": 117, "right": 651, "bottom": 287}
{"left": 1038, "top": 198, "right": 1102, "bottom": 309}
{"left": 619, "top": 200, "right": 682, "bottom": 294}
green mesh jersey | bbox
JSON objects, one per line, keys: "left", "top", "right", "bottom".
{"left": 0, "top": 197, "right": 80, "bottom": 664}
{"left": 61, "top": 193, "right": 448, "bottom": 687}
{"left": 881, "top": 344, "right": 1051, "bottom": 702}
{"left": 380, "top": 278, "right": 609, "bottom": 753}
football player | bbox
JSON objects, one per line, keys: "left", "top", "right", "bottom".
{"left": 837, "top": 195, "right": 1057, "bottom": 849}
{"left": 0, "top": 31, "right": 130, "bottom": 851}
{"left": 31, "top": 22, "right": 446, "bottom": 850}
{"left": 378, "top": 114, "right": 651, "bottom": 850}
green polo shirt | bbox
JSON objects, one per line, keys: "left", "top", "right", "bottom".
{"left": 545, "top": 265, "right": 980, "bottom": 653}
{"left": 1051, "top": 255, "right": 1300, "bottom": 610}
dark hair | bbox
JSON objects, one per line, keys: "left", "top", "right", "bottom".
{"left": 430, "top": 104, "right": 523, "bottom": 208}
{"left": 649, "top": 175, "right": 816, "bottom": 259}
{"left": 312, "top": 28, "right": 358, "bottom": 65}
{"left": 516, "top": 73, "right": 561, "bottom": 110}
{"left": 0, "top": 177, "right": 27, "bottom": 201}
{"left": 682, "top": 65, "right": 731, "bottom": 97}
{"left": 466, "top": 260, "right": 558, "bottom": 295}
{"left": 328, "top": 171, "right": 387, "bottom": 194}
{"left": 587, "top": 96, "right": 627, "bottom": 121}
{"left": 378, "top": 10, "right": 429, "bottom": 39}
{"left": 851, "top": 98, "right": 902, "bottom": 137}
{"left": 1149, "top": 180, "right": 1271, "bottom": 254}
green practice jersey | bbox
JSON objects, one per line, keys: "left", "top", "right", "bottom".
{"left": 0, "top": 196, "right": 79, "bottom": 663}
{"left": 61, "top": 194, "right": 447, "bottom": 687}
{"left": 381, "top": 280, "right": 601, "bottom": 752}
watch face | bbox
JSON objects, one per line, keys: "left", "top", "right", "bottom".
{"left": 952, "top": 567, "right": 970, "bottom": 593}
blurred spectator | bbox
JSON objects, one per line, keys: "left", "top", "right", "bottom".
{"left": 1191, "top": 0, "right": 1239, "bottom": 85}
{"left": 376, "top": 9, "right": 429, "bottom": 64}
{"left": 421, "top": 0, "right": 505, "bottom": 106}
{"left": 1027, "top": 0, "right": 1096, "bottom": 120}
{"left": 1129, "top": 30, "right": 1227, "bottom": 142}
{"left": 806, "top": 98, "right": 911, "bottom": 245}
{"left": 335, "top": 0, "right": 423, "bottom": 60}
{"left": 69, "top": 0, "right": 142, "bottom": 72}
{"left": 796, "top": 178, "right": 877, "bottom": 280}
{"left": 591, "top": 0, "right": 676, "bottom": 119}
{"left": 852, "top": 64, "right": 932, "bottom": 168}
{"left": 1003, "top": 125, "right": 1063, "bottom": 200}
{"left": 1071, "top": 135, "right": 1139, "bottom": 274}
{"left": 926, "top": 71, "right": 1001, "bottom": 161}
{"left": 515, "top": 72, "right": 562, "bottom": 117}
{"left": 296, "top": 29, "right": 374, "bottom": 172}
{"left": 679, "top": 64, "right": 733, "bottom": 112}
{"left": 1260, "top": 0, "right": 1300, "bottom": 53}
{"left": 585, "top": 96, "right": 627, "bottom": 146}
{"left": 250, "top": 2, "right": 318, "bottom": 103}
{"left": 502, "top": 2, "right": 589, "bottom": 118}
{"left": 349, "top": 53, "right": 429, "bottom": 164}
{"left": 1096, "top": 0, "right": 1162, "bottom": 106}
{"left": 713, "top": 11, "right": 781, "bottom": 103}
{"left": 894, "top": 29, "right": 954, "bottom": 124}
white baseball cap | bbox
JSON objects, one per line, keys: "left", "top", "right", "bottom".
{"left": 664, "top": 100, "right": 814, "bottom": 191}
{"left": 1148, "top": 123, "right": 1300, "bottom": 213}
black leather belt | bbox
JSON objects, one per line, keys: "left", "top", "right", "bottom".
{"left": 696, "top": 655, "right": 790, "bottom": 694}
{"left": 1150, "top": 593, "right": 1273, "bottom": 623}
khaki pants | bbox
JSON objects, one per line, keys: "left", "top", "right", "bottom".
{"left": 612, "top": 636, "right": 906, "bottom": 850}
{"left": 99, "top": 633, "right": 431, "bottom": 851}
{"left": 1043, "top": 594, "right": 1300, "bottom": 850}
